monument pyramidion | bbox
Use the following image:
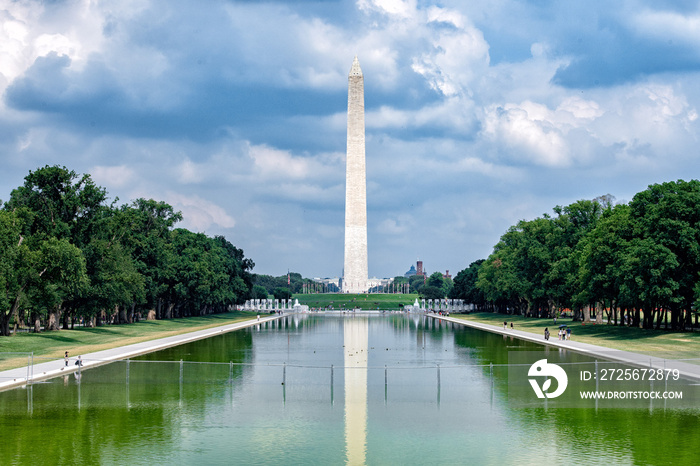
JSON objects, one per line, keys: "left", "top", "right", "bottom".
{"left": 343, "top": 56, "right": 368, "bottom": 293}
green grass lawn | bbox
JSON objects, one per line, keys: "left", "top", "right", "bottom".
{"left": 0, "top": 311, "right": 259, "bottom": 371}
{"left": 453, "top": 312, "right": 700, "bottom": 360}
{"left": 295, "top": 293, "right": 418, "bottom": 310}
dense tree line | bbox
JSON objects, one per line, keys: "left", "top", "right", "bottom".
{"left": 254, "top": 272, "right": 301, "bottom": 300}
{"left": 0, "top": 166, "right": 254, "bottom": 336}
{"left": 254, "top": 273, "right": 343, "bottom": 300}
{"left": 392, "top": 272, "right": 453, "bottom": 299}
{"left": 451, "top": 181, "right": 700, "bottom": 330}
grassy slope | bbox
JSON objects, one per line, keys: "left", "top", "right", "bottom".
{"left": 295, "top": 293, "right": 418, "bottom": 310}
{"left": 0, "top": 311, "right": 258, "bottom": 371}
{"left": 453, "top": 312, "right": 700, "bottom": 360}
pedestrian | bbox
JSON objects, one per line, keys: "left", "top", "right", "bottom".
{"left": 75, "top": 355, "right": 82, "bottom": 366}
{"left": 63, "top": 351, "right": 69, "bottom": 369}
{"left": 544, "top": 328, "right": 549, "bottom": 340}
{"left": 257, "top": 314, "right": 260, "bottom": 321}
{"left": 558, "top": 329, "right": 562, "bottom": 340}
{"left": 510, "top": 322, "right": 514, "bottom": 329}
{"left": 503, "top": 321, "right": 507, "bottom": 330}
{"left": 567, "top": 328, "right": 572, "bottom": 340}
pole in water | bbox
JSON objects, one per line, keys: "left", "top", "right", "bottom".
{"left": 595, "top": 360, "right": 599, "bottom": 391}
{"left": 179, "top": 359, "right": 183, "bottom": 407}
{"left": 385, "top": 365, "right": 388, "bottom": 403}
{"left": 27, "top": 384, "right": 33, "bottom": 414}
{"left": 283, "top": 362, "right": 286, "bottom": 386}
{"left": 489, "top": 362, "right": 494, "bottom": 406}
{"left": 125, "top": 359, "right": 131, "bottom": 409}
{"left": 437, "top": 364, "right": 441, "bottom": 406}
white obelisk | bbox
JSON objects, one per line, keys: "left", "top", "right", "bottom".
{"left": 343, "top": 56, "right": 368, "bottom": 294}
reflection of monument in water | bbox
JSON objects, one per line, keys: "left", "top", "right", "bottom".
{"left": 343, "top": 56, "right": 369, "bottom": 293}
{"left": 343, "top": 316, "right": 368, "bottom": 464}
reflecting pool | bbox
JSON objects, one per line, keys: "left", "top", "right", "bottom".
{"left": 1, "top": 314, "right": 698, "bottom": 465}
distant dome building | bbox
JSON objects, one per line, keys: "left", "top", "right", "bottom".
{"left": 404, "top": 265, "right": 417, "bottom": 277}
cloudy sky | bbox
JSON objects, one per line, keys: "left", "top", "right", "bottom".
{"left": 2, "top": 0, "right": 700, "bottom": 280}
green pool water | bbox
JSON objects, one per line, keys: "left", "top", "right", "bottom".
{"left": 1, "top": 314, "right": 698, "bottom": 465}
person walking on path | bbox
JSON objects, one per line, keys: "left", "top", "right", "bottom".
{"left": 567, "top": 328, "right": 572, "bottom": 340}
{"left": 63, "top": 351, "right": 69, "bottom": 370}
{"left": 544, "top": 328, "right": 550, "bottom": 340}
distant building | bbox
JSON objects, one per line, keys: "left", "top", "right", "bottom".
{"left": 312, "top": 277, "right": 341, "bottom": 290}
{"left": 416, "top": 261, "right": 424, "bottom": 276}
{"left": 404, "top": 265, "right": 417, "bottom": 277}
{"left": 367, "top": 277, "right": 393, "bottom": 292}
{"left": 442, "top": 270, "right": 452, "bottom": 280}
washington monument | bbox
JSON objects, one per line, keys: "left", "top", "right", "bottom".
{"left": 343, "top": 56, "right": 368, "bottom": 293}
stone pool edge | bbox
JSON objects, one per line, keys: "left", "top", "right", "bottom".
{"left": 0, "top": 314, "right": 285, "bottom": 392}
{"left": 428, "top": 314, "right": 700, "bottom": 382}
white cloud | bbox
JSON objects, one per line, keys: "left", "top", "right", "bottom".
{"left": 164, "top": 192, "right": 236, "bottom": 231}
{"left": 426, "top": 6, "right": 465, "bottom": 29}
{"left": 358, "top": 0, "right": 416, "bottom": 18}
{"left": 482, "top": 102, "right": 570, "bottom": 166}
{"left": 3, "top": 0, "right": 700, "bottom": 280}
{"left": 377, "top": 213, "right": 415, "bottom": 235}
{"left": 0, "top": 0, "right": 105, "bottom": 95}
{"left": 411, "top": 9, "right": 489, "bottom": 97}
{"left": 90, "top": 165, "right": 135, "bottom": 188}
{"left": 249, "top": 144, "right": 311, "bottom": 179}
{"left": 588, "top": 82, "right": 698, "bottom": 155}
{"left": 367, "top": 96, "right": 475, "bottom": 132}
{"left": 247, "top": 143, "right": 343, "bottom": 184}
{"left": 631, "top": 9, "right": 700, "bottom": 45}
{"left": 175, "top": 158, "right": 205, "bottom": 184}
{"left": 456, "top": 157, "right": 522, "bottom": 180}
{"left": 557, "top": 97, "right": 604, "bottom": 121}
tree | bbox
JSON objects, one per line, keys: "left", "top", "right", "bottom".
{"left": 32, "top": 237, "right": 88, "bottom": 331}
{"left": 273, "top": 287, "right": 292, "bottom": 301}
{"left": 628, "top": 180, "right": 700, "bottom": 329}
{"left": 450, "top": 260, "right": 486, "bottom": 310}
{"left": 80, "top": 239, "right": 145, "bottom": 325}
{"left": 427, "top": 272, "right": 444, "bottom": 289}
{"left": 420, "top": 285, "right": 444, "bottom": 300}
{"left": 0, "top": 209, "right": 26, "bottom": 335}
{"left": 409, "top": 274, "right": 425, "bottom": 293}
{"left": 546, "top": 199, "right": 606, "bottom": 314}
{"left": 1, "top": 166, "right": 255, "bottom": 335}
{"left": 251, "top": 285, "right": 268, "bottom": 300}
{"left": 6, "top": 165, "right": 106, "bottom": 245}
{"left": 116, "top": 199, "right": 182, "bottom": 319}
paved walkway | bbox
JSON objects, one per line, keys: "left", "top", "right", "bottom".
{"left": 0, "top": 314, "right": 285, "bottom": 392}
{"left": 429, "top": 314, "right": 700, "bottom": 381}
